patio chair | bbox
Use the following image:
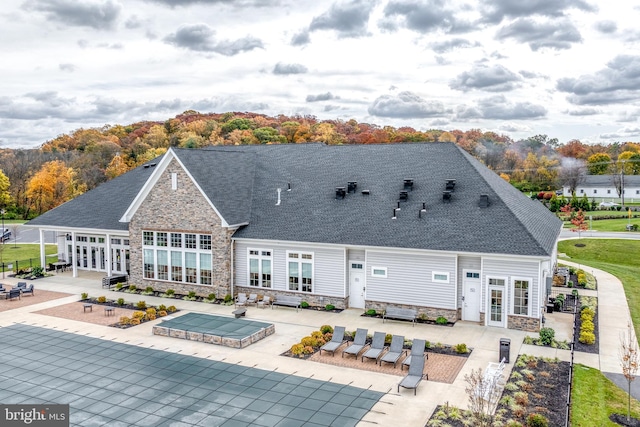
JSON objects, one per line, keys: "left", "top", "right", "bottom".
{"left": 402, "top": 339, "right": 428, "bottom": 371}
{"left": 235, "top": 293, "right": 248, "bottom": 308}
{"left": 246, "top": 293, "right": 258, "bottom": 306}
{"left": 21, "top": 284, "right": 34, "bottom": 296}
{"left": 15, "top": 282, "right": 27, "bottom": 290}
{"left": 257, "top": 295, "right": 271, "bottom": 308}
{"left": 362, "top": 331, "right": 386, "bottom": 363}
{"left": 0, "top": 283, "right": 5, "bottom": 292}
{"left": 319, "top": 326, "right": 346, "bottom": 356}
{"left": 342, "top": 328, "right": 368, "bottom": 359}
{"left": 398, "top": 355, "right": 428, "bottom": 395}
{"left": 380, "top": 335, "right": 406, "bottom": 368}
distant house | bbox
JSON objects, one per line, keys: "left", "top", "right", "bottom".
{"left": 560, "top": 175, "right": 640, "bottom": 202}
{"left": 27, "top": 143, "right": 562, "bottom": 331}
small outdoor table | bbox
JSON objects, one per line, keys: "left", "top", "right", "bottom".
{"left": 104, "top": 307, "right": 115, "bottom": 316}
{"left": 232, "top": 308, "right": 247, "bottom": 318}
{"left": 83, "top": 304, "right": 93, "bottom": 313}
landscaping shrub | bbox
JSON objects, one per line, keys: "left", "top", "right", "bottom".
{"left": 115, "top": 283, "right": 124, "bottom": 290}
{"left": 117, "top": 298, "right": 125, "bottom": 306}
{"left": 158, "top": 310, "right": 167, "bottom": 317}
{"left": 81, "top": 292, "right": 88, "bottom": 299}
{"left": 130, "top": 318, "right": 141, "bottom": 326}
{"left": 136, "top": 300, "right": 147, "bottom": 309}
{"left": 158, "top": 304, "right": 167, "bottom": 311}
{"left": 526, "top": 413, "right": 549, "bottom": 427}
{"left": 539, "top": 327, "right": 555, "bottom": 345}
{"left": 132, "top": 311, "right": 146, "bottom": 320}
{"left": 366, "top": 309, "right": 377, "bottom": 316}
{"left": 579, "top": 331, "right": 596, "bottom": 345}
{"left": 167, "top": 305, "right": 177, "bottom": 313}
{"left": 319, "top": 325, "right": 333, "bottom": 334}
{"left": 207, "top": 293, "right": 216, "bottom": 301}
{"left": 300, "top": 336, "right": 318, "bottom": 348}
{"left": 325, "top": 304, "right": 335, "bottom": 311}
{"left": 128, "top": 284, "right": 137, "bottom": 292}
{"left": 301, "top": 301, "right": 309, "bottom": 308}
{"left": 119, "top": 316, "right": 131, "bottom": 325}
{"left": 454, "top": 343, "right": 468, "bottom": 354}
{"left": 97, "top": 296, "right": 107, "bottom": 303}
{"left": 165, "top": 289, "right": 175, "bottom": 297}
{"left": 435, "top": 316, "right": 448, "bottom": 325}
{"left": 223, "top": 294, "right": 232, "bottom": 303}
{"left": 581, "top": 320, "right": 595, "bottom": 333}
{"left": 290, "top": 343, "right": 304, "bottom": 357}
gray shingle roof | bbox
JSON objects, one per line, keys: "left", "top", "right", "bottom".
{"left": 26, "top": 161, "right": 159, "bottom": 231}
{"left": 28, "top": 143, "right": 562, "bottom": 257}
{"left": 579, "top": 175, "right": 640, "bottom": 187}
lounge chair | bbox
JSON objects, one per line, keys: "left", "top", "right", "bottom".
{"left": 246, "top": 293, "right": 258, "bottom": 306}
{"left": 398, "top": 355, "right": 428, "bottom": 395}
{"left": 402, "top": 339, "right": 428, "bottom": 371}
{"left": 342, "top": 328, "right": 368, "bottom": 359}
{"left": 319, "top": 326, "right": 346, "bottom": 356}
{"left": 380, "top": 335, "right": 406, "bottom": 368}
{"left": 235, "top": 293, "right": 248, "bottom": 307}
{"left": 21, "top": 284, "right": 34, "bottom": 296}
{"left": 15, "top": 282, "right": 27, "bottom": 290}
{"left": 257, "top": 295, "right": 271, "bottom": 308}
{"left": 362, "top": 331, "right": 386, "bottom": 363}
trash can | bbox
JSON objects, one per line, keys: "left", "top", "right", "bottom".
{"left": 499, "top": 338, "right": 510, "bottom": 363}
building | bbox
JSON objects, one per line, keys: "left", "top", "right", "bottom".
{"left": 560, "top": 175, "right": 640, "bottom": 203}
{"left": 27, "top": 143, "right": 562, "bottom": 331}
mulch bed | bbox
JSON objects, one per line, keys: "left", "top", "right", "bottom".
{"left": 611, "top": 414, "right": 640, "bottom": 426}
{"left": 428, "top": 355, "right": 571, "bottom": 426}
{"left": 573, "top": 308, "right": 599, "bottom": 354}
{"left": 361, "top": 313, "right": 455, "bottom": 326}
{"left": 35, "top": 302, "right": 138, "bottom": 327}
{"left": 0, "top": 286, "right": 72, "bottom": 312}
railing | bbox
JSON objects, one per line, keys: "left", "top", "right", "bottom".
{"left": 565, "top": 294, "right": 579, "bottom": 427}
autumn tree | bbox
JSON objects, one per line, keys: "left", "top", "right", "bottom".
{"left": 0, "top": 170, "right": 11, "bottom": 209}
{"left": 557, "top": 139, "right": 587, "bottom": 159}
{"left": 105, "top": 154, "right": 130, "bottom": 179}
{"left": 618, "top": 151, "right": 640, "bottom": 175}
{"left": 587, "top": 153, "right": 612, "bottom": 175}
{"left": 619, "top": 321, "right": 640, "bottom": 424}
{"left": 26, "top": 160, "right": 84, "bottom": 215}
{"left": 570, "top": 209, "right": 589, "bottom": 238}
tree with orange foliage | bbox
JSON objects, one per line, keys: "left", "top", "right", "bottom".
{"left": 105, "top": 154, "right": 130, "bottom": 179}
{"left": 26, "top": 161, "right": 84, "bottom": 215}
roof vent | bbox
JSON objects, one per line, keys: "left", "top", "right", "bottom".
{"left": 362, "top": 190, "right": 370, "bottom": 195}
{"left": 419, "top": 202, "right": 427, "bottom": 218}
{"left": 150, "top": 163, "right": 157, "bottom": 167}
{"left": 143, "top": 164, "right": 150, "bottom": 168}
{"left": 443, "top": 191, "right": 452, "bottom": 203}
{"left": 347, "top": 181, "right": 358, "bottom": 193}
{"left": 403, "top": 179, "right": 414, "bottom": 191}
{"left": 287, "top": 182, "right": 292, "bottom": 192}
{"left": 335, "top": 187, "right": 346, "bottom": 199}
{"left": 479, "top": 194, "right": 490, "bottom": 208}
{"left": 445, "top": 179, "right": 456, "bottom": 191}
{"left": 399, "top": 190, "right": 409, "bottom": 201}
{"left": 392, "top": 208, "right": 398, "bottom": 220}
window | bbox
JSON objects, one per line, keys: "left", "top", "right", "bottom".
{"left": 111, "top": 238, "right": 121, "bottom": 245}
{"left": 143, "top": 232, "right": 154, "bottom": 246}
{"left": 288, "top": 252, "right": 313, "bottom": 292}
{"left": 637, "top": 190, "right": 640, "bottom": 195}
{"left": 351, "top": 263, "right": 363, "bottom": 269}
{"left": 513, "top": 279, "right": 530, "bottom": 315}
{"left": 579, "top": 189, "right": 584, "bottom": 194}
{"left": 143, "top": 231, "right": 212, "bottom": 285}
{"left": 489, "top": 278, "right": 505, "bottom": 286}
{"left": 466, "top": 272, "right": 480, "bottom": 279}
{"left": 371, "top": 267, "right": 387, "bottom": 278}
{"left": 76, "top": 236, "right": 87, "bottom": 242}
{"left": 89, "top": 237, "right": 96, "bottom": 243}
{"left": 248, "top": 249, "right": 272, "bottom": 288}
{"left": 144, "top": 249, "right": 154, "bottom": 279}
{"left": 432, "top": 272, "right": 449, "bottom": 283}
{"left": 607, "top": 189, "right": 611, "bottom": 194}
{"left": 593, "top": 189, "right": 597, "bottom": 194}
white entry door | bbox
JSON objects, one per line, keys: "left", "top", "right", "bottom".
{"left": 462, "top": 271, "right": 481, "bottom": 321}
{"left": 349, "top": 262, "right": 365, "bottom": 308}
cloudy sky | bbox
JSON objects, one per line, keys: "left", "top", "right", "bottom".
{"left": 2, "top": 0, "right": 640, "bottom": 148}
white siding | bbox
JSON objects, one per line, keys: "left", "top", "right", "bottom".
{"left": 458, "top": 255, "right": 481, "bottom": 307}
{"left": 482, "top": 258, "right": 541, "bottom": 317}
{"left": 234, "top": 241, "right": 345, "bottom": 297}
{"left": 366, "top": 250, "right": 457, "bottom": 309}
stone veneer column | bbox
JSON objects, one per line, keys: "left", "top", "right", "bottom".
{"left": 128, "top": 158, "right": 236, "bottom": 298}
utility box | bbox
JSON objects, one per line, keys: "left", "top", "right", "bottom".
{"left": 499, "top": 338, "right": 511, "bottom": 363}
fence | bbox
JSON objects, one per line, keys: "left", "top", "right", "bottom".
{"left": 0, "top": 254, "right": 58, "bottom": 274}
{"left": 565, "top": 294, "right": 579, "bottom": 427}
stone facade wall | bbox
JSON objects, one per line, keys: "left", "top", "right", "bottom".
{"left": 234, "top": 286, "right": 348, "bottom": 309}
{"left": 507, "top": 314, "right": 541, "bottom": 332}
{"left": 365, "top": 300, "right": 458, "bottom": 323}
{"left": 129, "top": 158, "right": 235, "bottom": 298}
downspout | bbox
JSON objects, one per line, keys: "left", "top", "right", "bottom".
{"left": 39, "top": 229, "right": 46, "bottom": 269}
{"left": 229, "top": 237, "right": 234, "bottom": 299}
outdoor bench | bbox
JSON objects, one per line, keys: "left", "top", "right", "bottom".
{"left": 271, "top": 295, "right": 302, "bottom": 312}
{"left": 383, "top": 307, "right": 417, "bottom": 326}
{"left": 101, "top": 275, "right": 128, "bottom": 288}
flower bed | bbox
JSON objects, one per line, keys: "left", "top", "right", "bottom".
{"left": 81, "top": 295, "right": 178, "bottom": 328}
{"left": 361, "top": 311, "right": 455, "bottom": 326}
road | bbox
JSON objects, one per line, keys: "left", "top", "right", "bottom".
{"left": 1, "top": 224, "right": 57, "bottom": 244}
{"left": 560, "top": 229, "right": 640, "bottom": 240}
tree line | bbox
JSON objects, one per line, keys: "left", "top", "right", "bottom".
{"left": 0, "top": 110, "right": 638, "bottom": 219}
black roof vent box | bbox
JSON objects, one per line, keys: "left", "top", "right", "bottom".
{"left": 403, "top": 179, "right": 414, "bottom": 191}
{"left": 479, "top": 194, "right": 490, "bottom": 208}
{"left": 445, "top": 179, "right": 456, "bottom": 191}
{"left": 443, "top": 191, "right": 452, "bottom": 203}
{"left": 335, "top": 187, "right": 346, "bottom": 199}
{"left": 399, "top": 190, "right": 409, "bottom": 201}
{"left": 347, "top": 181, "right": 358, "bottom": 193}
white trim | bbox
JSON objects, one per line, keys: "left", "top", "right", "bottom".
{"left": 171, "top": 172, "right": 177, "bottom": 190}
{"left": 432, "top": 271, "right": 449, "bottom": 283}
{"left": 286, "top": 250, "right": 314, "bottom": 293}
{"left": 371, "top": 266, "right": 387, "bottom": 278}
{"left": 247, "top": 248, "right": 273, "bottom": 289}
{"left": 511, "top": 276, "right": 532, "bottom": 317}
{"left": 486, "top": 275, "right": 507, "bottom": 327}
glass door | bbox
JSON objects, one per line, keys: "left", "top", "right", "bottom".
{"left": 488, "top": 287, "right": 505, "bottom": 327}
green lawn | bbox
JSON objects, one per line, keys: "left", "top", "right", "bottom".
{"left": 558, "top": 239, "right": 640, "bottom": 339}
{"left": 0, "top": 243, "right": 57, "bottom": 272}
{"left": 572, "top": 364, "right": 640, "bottom": 426}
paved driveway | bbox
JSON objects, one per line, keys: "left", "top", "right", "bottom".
{"left": 0, "top": 324, "right": 383, "bottom": 427}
